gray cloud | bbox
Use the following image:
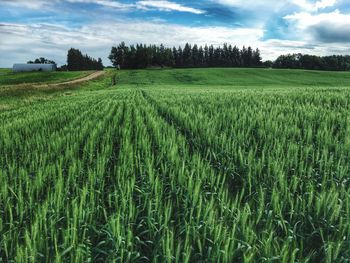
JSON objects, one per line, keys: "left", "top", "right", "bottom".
{"left": 310, "top": 22, "right": 350, "bottom": 43}
{"left": 284, "top": 10, "right": 350, "bottom": 44}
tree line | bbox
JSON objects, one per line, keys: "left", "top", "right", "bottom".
{"left": 28, "top": 46, "right": 350, "bottom": 72}
{"left": 271, "top": 53, "right": 350, "bottom": 71}
{"left": 27, "top": 50, "right": 104, "bottom": 71}
{"left": 27, "top": 57, "right": 56, "bottom": 65}
{"left": 66, "top": 48, "right": 104, "bottom": 71}
{"left": 109, "top": 42, "right": 262, "bottom": 69}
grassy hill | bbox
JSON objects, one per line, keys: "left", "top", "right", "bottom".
{"left": 0, "top": 68, "right": 11, "bottom": 74}
{"left": 1, "top": 68, "right": 350, "bottom": 262}
{"left": 117, "top": 67, "right": 350, "bottom": 87}
{"left": 0, "top": 70, "right": 92, "bottom": 86}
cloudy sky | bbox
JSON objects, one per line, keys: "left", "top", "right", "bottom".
{"left": 0, "top": 0, "right": 349, "bottom": 67}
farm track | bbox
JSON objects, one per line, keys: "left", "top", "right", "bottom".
{"left": 48, "top": 71, "right": 105, "bottom": 87}
{"left": 1, "top": 71, "right": 105, "bottom": 90}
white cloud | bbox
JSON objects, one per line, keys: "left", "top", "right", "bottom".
{"left": 0, "top": 0, "right": 55, "bottom": 9}
{"left": 284, "top": 9, "right": 350, "bottom": 43}
{"left": 2, "top": 20, "right": 350, "bottom": 68}
{"left": 214, "top": 0, "right": 337, "bottom": 12}
{"left": 291, "top": 0, "right": 336, "bottom": 12}
{"left": 1, "top": 0, "right": 205, "bottom": 14}
{"left": 213, "top": 0, "right": 285, "bottom": 11}
{"left": 0, "top": 0, "right": 348, "bottom": 67}
{"left": 64, "top": 0, "right": 135, "bottom": 10}
{"left": 136, "top": 1, "right": 205, "bottom": 14}
{"left": 1, "top": 0, "right": 132, "bottom": 10}
{"left": 315, "top": 0, "right": 336, "bottom": 9}
{"left": 78, "top": 22, "right": 264, "bottom": 47}
{"left": 260, "top": 39, "right": 316, "bottom": 59}
{"left": 1, "top": 0, "right": 338, "bottom": 13}
{"left": 284, "top": 9, "right": 346, "bottom": 29}
{"left": 0, "top": 21, "right": 263, "bottom": 67}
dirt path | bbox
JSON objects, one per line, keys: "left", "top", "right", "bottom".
{"left": 4, "top": 71, "right": 106, "bottom": 89}
{"left": 0, "top": 71, "right": 106, "bottom": 96}
{"left": 47, "top": 71, "right": 105, "bottom": 87}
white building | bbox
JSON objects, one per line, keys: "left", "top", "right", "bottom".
{"left": 13, "top": 64, "right": 56, "bottom": 72}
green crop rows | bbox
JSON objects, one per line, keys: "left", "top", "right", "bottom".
{"left": 1, "top": 69, "right": 350, "bottom": 262}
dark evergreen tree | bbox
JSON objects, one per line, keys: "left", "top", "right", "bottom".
{"left": 273, "top": 53, "right": 350, "bottom": 71}
{"left": 208, "top": 45, "right": 215, "bottom": 67}
{"left": 67, "top": 48, "right": 103, "bottom": 71}
{"left": 252, "top": 49, "right": 262, "bottom": 67}
{"left": 97, "top": 58, "right": 104, "bottom": 70}
{"left": 198, "top": 46, "right": 205, "bottom": 67}
{"left": 204, "top": 45, "right": 209, "bottom": 67}
{"left": 108, "top": 42, "right": 128, "bottom": 68}
{"left": 192, "top": 44, "right": 199, "bottom": 67}
{"left": 108, "top": 42, "right": 263, "bottom": 69}
{"left": 183, "top": 43, "right": 193, "bottom": 67}
{"left": 213, "top": 47, "right": 221, "bottom": 67}
{"left": 232, "top": 46, "right": 241, "bottom": 67}
{"left": 177, "top": 46, "right": 184, "bottom": 67}
{"left": 173, "top": 47, "right": 179, "bottom": 67}
{"left": 28, "top": 57, "right": 56, "bottom": 65}
{"left": 222, "top": 44, "right": 230, "bottom": 67}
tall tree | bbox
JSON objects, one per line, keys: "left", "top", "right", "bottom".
{"left": 183, "top": 43, "right": 193, "bottom": 67}
{"left": 176, "top": 46, "right": 183, "bottom": 67}
{"left": 204, "top": 45, "right": 209, "bottom": 67}
{"left": 67, "top": 48, "right": 103, "bottom": 71}
{"left": 198, "top": 46, "right": 205, "bottom": 67}
{"left": 192, "top": 44, "right": 199, "bottom": 67}
{"left": 108, "top": 42, "right": 128, "bottom": 68}
{"left": 252, "top": 48, "right": 262, "bottom": 67}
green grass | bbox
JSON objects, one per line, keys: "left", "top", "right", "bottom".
{"left": 0, "top": 70, "right": 92, "bottom": 86}
{"left": 1, "top": 68, "right": 350, "bottom": 262}
{"left": 117, "top": 67, "right": 350, "bottom": 87}
{"left": 0, "top": 70, "right": 111, "bottom": 111}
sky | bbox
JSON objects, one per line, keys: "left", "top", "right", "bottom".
{"left": 0, "top": 0, "right": 350, "bottom": 67}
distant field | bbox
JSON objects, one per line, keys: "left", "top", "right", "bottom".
{"left": 0, "top": 70, "right": 92, "bottom": 85}
{"left": 117, "top": 67, "right": 350, "bottom": 87}
{"left": 1, "top": 68, "right": 350, "bottom": 262}
{"left": 0, "top": 68, "right": 11, "bottom": 74}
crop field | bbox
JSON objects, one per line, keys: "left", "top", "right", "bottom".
{"left": 0, "top": 70, "right": 91, "bottom": 86}
{"left": 0, "top": 69, "right": 11, "bottom": 75}
{"left": 1, "top": 68, "right": 350, "bottom": 262}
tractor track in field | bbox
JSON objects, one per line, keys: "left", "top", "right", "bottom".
{"left": 3, "top": 71, "right": 105, "bottom": 89}
{"left": 48, "top": 71, "right": 105, "bottom": 87}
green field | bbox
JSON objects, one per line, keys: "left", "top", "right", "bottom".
{"left": 117, "top": 68, "right": 350, "bottom": 87}
{"left": 0, "top": 69, "right": 11, "bottom": 74}
{"left": 1, "top": 68, "right": 350, "bottom": 262}
{"left": 0, "top": 70, "right": 91, "bottom": 86}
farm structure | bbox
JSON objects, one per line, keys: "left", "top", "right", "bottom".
{"left": 13, "top": 63, "right": 56, "bottom": 72}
